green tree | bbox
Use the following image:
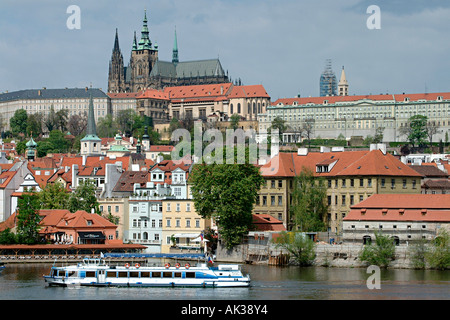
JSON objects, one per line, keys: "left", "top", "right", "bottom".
{"left": 38, "top": 182, "right": 70, "bottom": 209}
{"left": 273, "top": 231, "right": 316, "bottom": 266}
{"left": 401, "top": 115, "right": 428, "bottom": 148}
{"left": 26, "top": 113, "right": 43, "bottom": 138}
{"left": 269, "top": 116, "right": 287, "bottom": 143}
{"left": 10, "top": 109, "right": 28, "bottom": 138}
{"left": 230, "top": 114, "right": 241, "bottom": 130}
{"left": 290, "top": 167, "right": 328, "bottom": 232}
{"left": 97, "top": 114, "right": 118, "bottom": 138}
{"left": 426, "top": 230, "right": 450, "bottom": 270}
{"left": 0, "top": 228, "right": 17, "bottom": 244}
{"left": 16, "top": 193, "right": 41, "bottom": 244}
{"left": 189, "top": 148, "right": 264, "bottom": 249}
{"left": 359, "top": 231, "right": 395, "bottom": 268}
{"left": 68, "top": 180, "right": 100, "bottom": 214}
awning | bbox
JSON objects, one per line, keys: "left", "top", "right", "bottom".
{"left": 78, "top": 232, "right": 106, "bottom": 240}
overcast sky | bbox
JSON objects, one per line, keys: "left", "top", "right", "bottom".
{"left": 1, "top": 0, "right": 450, "bottom": 99}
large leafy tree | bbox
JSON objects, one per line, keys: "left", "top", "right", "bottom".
{"left": 290, "top": 167, "right": 328, "bottom": 232}
{"left": 189, "top": 148, "right": 264, "bottom": 249}
{"left": 16, "top": 193, "right": 41, "bottom": 244}
{"left": 10, "top": 109, "right": 28, "bottom": 137}
{"left": 68, "top": 180, "right": 100, "bottom": 214}
{"left": 38, "top": 182, "right": 70, "bottom": 209}
{"left": 400, "top": 114, "right": 428, "bottom": 148}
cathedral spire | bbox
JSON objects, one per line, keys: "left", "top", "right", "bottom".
{"left": 138, "top": 9, "right": 152, "bottom": 50}
{"left": 172, "top": 26, "right": 179, "bottom": 65}
{"left": 132, "top": 31, "right": 137, "bottom": 51}
{"left": 113, "top": 28, "right": 120, "bottom": 52}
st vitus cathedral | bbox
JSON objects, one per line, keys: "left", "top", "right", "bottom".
{"left": 108, "top": 10, "right": 229, "bottom": 93}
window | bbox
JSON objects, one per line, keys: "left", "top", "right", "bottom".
{"left": 341, "top": 195, "right": 346, "bottom": 206}
{"left": 278, "top": 180, "right": 282, "bottom": 188}
{"left": 412, "top": 180, "right": 416, "bottom": 189}
{"left": 342, "top": 179, "right": 346, "bottom": 187}
{"left": 381, "top": 178, "right": 385, "bottom": 187}
{"left": 350, "top": 179, "right": 354, "bottom": 187}
{"left": 391, "top": 179, "right": 395, "bottom": 188}
{"left": 186, "top": 219, "right": 191, "bottom": 228}
{"left": 115, "top": 206, "right": 119, "bottom": 213}
{"left": 271, "top": 180, "right": 275, "bottom": 188}
{"left": 403, "top": 179, "right": 407, "bottom": 188}
{"left": 176, "top": 203, "right": 181, "bottom": 212}
{"left": 186, "top": 203, "right": 191, "bottom": 212}
{"left": 368, "top": 178, "right": 372, "bottom": 187}
{"left": 166, "top": 219, "right": 171, "bottom": 227}
{"left": 166, "top": 203, "right": 171, "bottom": 212}
{"left": 271, "top": 196, "right": 275, "bottom": 206}
{"left": 176, "top": 219, "right": 181, "bottom": 227}
{"left": 278, "top": 196, "right": 282, "bottom": 206}
{"left": 262, "top": 196, "right": 267, "bottom": 206}
{"left": 350, "top": 195, "right": 354, "bottom": 205}
{"left": 360, "top": 179, "right": 364, "bottom": 187}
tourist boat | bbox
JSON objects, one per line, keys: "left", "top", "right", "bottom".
{"left": 43, "top": 258, "right": 250, "bottom": 288}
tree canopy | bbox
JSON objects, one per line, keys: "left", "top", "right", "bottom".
{"left": 290, "top": 167, "right": 328, "bottom": 232}
{"left": 189, "top": 148, "right": 264, "bottom": 249}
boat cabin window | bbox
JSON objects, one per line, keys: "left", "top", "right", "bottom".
{"left": 185, "top": 272, "right": 196, "bottom": 278}
{"left": 163, "top": 272, "right": 172, "bottom": 278}
{"left": 130, "top": 272, "right": 139, "bottom": 278}
{"left": 141, "top": 272, "right": 150, "bottom": 277}
{"left": 174, "top": 272, "right": 182, "bottom": 278}
{"left": 151, "top": 272, "right": 161, "bottom": 278}
{"left": 107, "top": 271, "right": 117, "bottom": 278}
{"left": 86, "top": 271, "right": 96, "bottom": 278}
{"left": 118, "top": 272, "right": 128, "bottom": 278}
{"left": 67, "top": 271, "right": 76, "bottom": 277}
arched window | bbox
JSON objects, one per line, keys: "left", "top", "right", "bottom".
{"left": 392, "top": 236, "right": 400, "bottom": 246}
{"left": 143, "top": 232, "right": 148, "bottom": 240}
{"left": 363, "top": 235, "right": 372, "bottom": 245}
{"left": 230, "top": 104, "right": 233, "bottom": 114}
{"left": 253, "top": 102, "right": 256, "bottom": 114}
{"left": 237, "top": 103, "right": 241, "bottom": 114}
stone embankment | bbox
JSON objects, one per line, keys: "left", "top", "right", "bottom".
{"left": 216, "top": 242, "right": 416, "bottom": 269}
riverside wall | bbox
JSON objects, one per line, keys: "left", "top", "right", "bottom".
{"left": 215, "top": 242, "right": 417, "bottom": 269}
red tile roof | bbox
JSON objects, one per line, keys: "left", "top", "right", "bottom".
{"left": 137, "top": 88, "right": 169, "bottom": 100}
{"left": 260, "top": 150, "right": 422, "bottom": 178}
{"left": 344, "top": 194, "right": 450, "bottom": 222}
{"left": 228, "top": 85, "right": 270, "bottom": 98}
{"left": 252, "top": 214, "right": 286, "bottom": 231}
{"left": 272, "top": 92, "right": 450, "bottom": 107}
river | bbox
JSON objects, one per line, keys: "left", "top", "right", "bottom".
{"left": 0, "top": 262, "right": 448, "bottom": 300}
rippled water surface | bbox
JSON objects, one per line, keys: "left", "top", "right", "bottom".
{"left": 0, "top": 262, "right": 448, "bottom": 300}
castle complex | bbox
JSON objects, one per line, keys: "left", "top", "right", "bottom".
{"left": 108, "top": 10, "right": 229, "bottom": 93}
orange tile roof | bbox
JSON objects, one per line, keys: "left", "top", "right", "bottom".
{"left": 272, "top": 92, "right": 450, "bottom": 107}
{"left": 260, "top": 150, "right": 422, "bottom": 178}
{"left": 137, "top": 88, "right": 169, "bottom": 100}
{"left": 344, "top": 194, "right": 450, "bottom": 222}
{"left": 252, "top": 214, "right": 286, "bottom": 231}
{"left": 165, "top": 83, "right": 233, "bottom": 101}
{"left": 228, "top": 85, "right": 270, "bottom": 98}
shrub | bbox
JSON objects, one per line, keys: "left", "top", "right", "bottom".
{"left": 359, "top": 231, "right": 395, "bottom": 268}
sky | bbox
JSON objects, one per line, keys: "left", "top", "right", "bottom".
{"left": 1, "top": 0, "right": 450, "bottom": 100}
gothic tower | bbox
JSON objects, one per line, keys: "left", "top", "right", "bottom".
{"left": 129, "top": 10, "right": 158, "bottom": 92}
{"left": 108, "top": 29, "right": 125, "bottom": 93}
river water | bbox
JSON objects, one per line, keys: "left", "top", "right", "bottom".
{"left": 0, "top": 262, "right": 448, "bottom": 300}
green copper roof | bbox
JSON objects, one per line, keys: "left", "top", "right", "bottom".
{"left": 26, "top": 136, "right": 37, "bottom": 148}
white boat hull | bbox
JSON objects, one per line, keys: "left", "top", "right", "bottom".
{"left": 44, "top": 259, "right": 250, "bottom": 288}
